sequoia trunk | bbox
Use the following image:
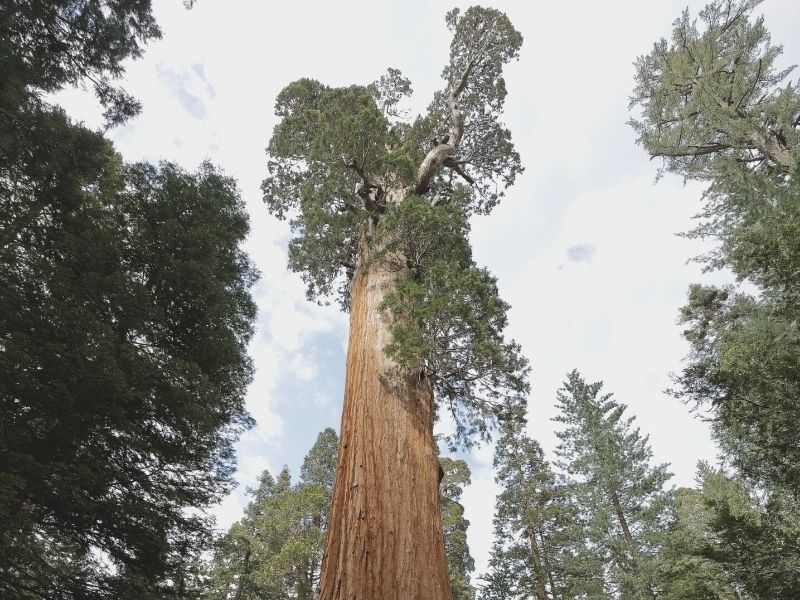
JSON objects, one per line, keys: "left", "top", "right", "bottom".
{"left": 318, "top": 244, "right": 453, "bottom": 600}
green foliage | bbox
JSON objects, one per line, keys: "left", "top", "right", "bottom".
{"left": 262, "top": 78, "right": 385, "bottom": 306}
{"left": 675, "top": 284, "right": 800, "bottom": 491}
{"left": 206, "top": 429, "right": 339, "bottom": 600}
{"left": 0, "top": 157, "right": 257, "bottom": 599}
{"left": 554, "top": 371, "right": 673, "bottom": 599}
{"left": 657, "top": 484, "right": 747, "bottom": 600}
{"left": 657, "top": 464, "right": 800, "bottom": 600}
{"left": 0, "top": 0, "right": 162, "bottom": 126}
{"left": 630, "top": 0, "right": 798, "bottom": 180}
{"left": 632, "top": 4, "right": 800, "bottom": 594}
{"left": 377, "top": 196, "right": 529, "bottom": 447}
{"left": 633, "top": 0, "right": 800, "bottom": 495}
{"left": 1, "top": 2, "right": 255, "bottom": 598}
{"left": 262, "top": 6, "right": 528, "bottom": 449}
{"left": 693, "top": 465, "right": 800, "bottom": 598}
{"left": 440, "top": 458, "right": 477, "bottom": 600}
{"left": 426, "top": 7, "right": 524, "bottom": 212}
{"left": 481, "top": 418, "right": 572, "bottom": 600}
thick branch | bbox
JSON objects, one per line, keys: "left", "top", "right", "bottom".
{"left": 443, "top": 158, "right": 475, "bottom": 184}
{"left": 415, "top": 56, "right": 481, "bottom": 195}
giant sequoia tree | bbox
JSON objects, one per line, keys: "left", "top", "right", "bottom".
{"left": 262, "top": 7, "right": 528, "bottom": 598}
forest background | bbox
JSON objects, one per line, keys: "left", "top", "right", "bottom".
{"left": 49, "top": 0, "right": 800, "bottom": 577}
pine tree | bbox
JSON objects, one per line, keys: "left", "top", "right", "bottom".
{"left": 554, "top": 371, "right": 672, "bottom": 599}
{"left": 481, "top": 418, "right": 570, "bottom": 600}
{"left": 206, "top": 429, "right": 339, "bottom": 600}
{"left": 261, "top": 7, "right": 528, "bottom": 597}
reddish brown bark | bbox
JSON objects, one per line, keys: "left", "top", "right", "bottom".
{"left": 318, "top": 249, "right": 453, "bottom": 600}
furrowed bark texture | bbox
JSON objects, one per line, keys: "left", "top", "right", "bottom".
{"left": 318, "top": 239, "right": 452, "bottom": 600}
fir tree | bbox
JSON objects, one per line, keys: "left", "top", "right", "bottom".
{"left": 631, "top": 3, "right": 800, "bottom": 595}
{"left": 554, "top": 371, "right": 672, "bottom": 599}
{"left": 630, "top": 0, "right": 800, "bottom": 495}
{"left": 481, "top": 418, "right": 570, "bottom": 600}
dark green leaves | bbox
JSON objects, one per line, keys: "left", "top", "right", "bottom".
{"left": 0, "top": 157, "right": 257, "bottom": 599}
{"left": 262, "top": 6, "right": 525, "bottom": 308}
{"left": 377, "top": 197, "right": 529, "bottom": 448}
{"left": 0, "top": 0, "right": 161, "bottom": 125}
{"left": 675, "top": 285, "right": 800, "bottom": 491}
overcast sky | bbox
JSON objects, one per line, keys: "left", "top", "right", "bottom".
{"left": 56, "top": 0, "right": 800, "bottom": 577}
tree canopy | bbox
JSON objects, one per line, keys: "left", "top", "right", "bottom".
{"left": 262, "top": 6, "right": 529, "bottom": 448}
{"left": 630, "top": 0, "right": 797, "bottom": 179}
{"left": 631, "top": 0, "right": 800, "bottom": 495}
{"left": 1, "top": 2, "right": 258, "bottom": 598}
{"left": 1, "top": 157, "right": 257, "bottom": 599}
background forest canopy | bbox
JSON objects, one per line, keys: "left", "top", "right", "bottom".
{"left": 1, "top": 0, "right": 799, "bottom": 599}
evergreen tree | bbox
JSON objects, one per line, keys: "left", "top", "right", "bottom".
{"left": 440, "top": 457, "right": 477, "bottom": 600}
{"left": 262, "top": 7, "right": 528, "bottom": 598}
{"left": 554, "top": 371, "right": 672, "bottom": 599}
{"left": 631, "top": 3, "right": 800, "bottom": 596}
{"left": 481, "top": 418, "right": 570, "bottom": 600}
{"left": 1, "top": 158, "right": 256, "bottom": 599}
{"left": 681, "top": 464, "right": 799, "bottom": 599}
{"left": 207, "top": 429, "right": 339, "bottom": 600}
{"left": 657, "top": 482, "right": 746, "bottom": 600}
{"left": 630, "top": 0, "right": 800, "bottom": 495}
{"left": 1, "top": 3, "right": 257, "bottom": 597}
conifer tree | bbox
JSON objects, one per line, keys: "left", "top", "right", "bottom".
{"left": 207, "top": 429, "right": 339, "bottom": 600}
{"left": 630, "top": 0, "right": 800, "bottom": 495}
{"left": 481, "top": 418, "right": 570, "bottom": 600}
{"left": 658, "top": 464, "right": 800, "bottom": 600}
{"left": 1, "top": 158, "right": 257, "bottom": 600}
{"left": 631, "top": 3, "right": 800, "bottom": 595}
{"left": 554, "top": 371, "right": 672, "bottom": 599}
{"left": 657, "top": 482, "right": 746, "bottom": 600}
{"left": 1, "top": 4, "right": 258, "bottom": 597}
{"left": 262, "top": 7, "right": 528, "bottom": 597}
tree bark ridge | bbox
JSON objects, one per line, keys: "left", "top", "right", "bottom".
{"left": 318, "top": 235, "right": 452, "bottom": 600}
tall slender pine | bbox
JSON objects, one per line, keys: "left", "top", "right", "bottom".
{"left": 554, "top": 371, "right": 672, "bottom": 599}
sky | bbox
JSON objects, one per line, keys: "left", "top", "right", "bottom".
{"left": 55, "top": 0, "right": 800, "bottom": 577}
